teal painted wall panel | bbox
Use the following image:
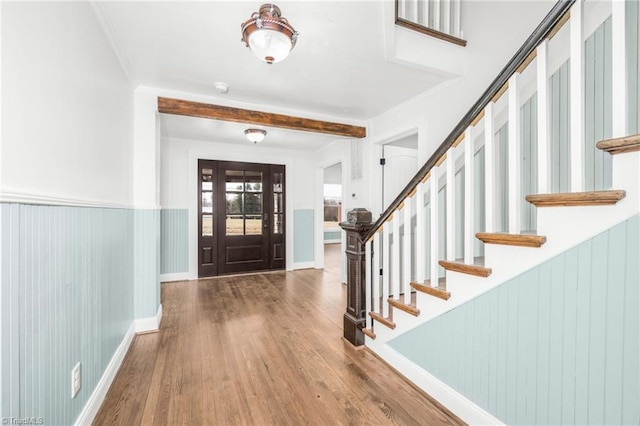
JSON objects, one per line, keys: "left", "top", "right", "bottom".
{"left": 495, "top": 124, "right": 509, "bottom": 232}
{"left": 389, "top": 215, "right": 640, "bottom": 425}
{"left": 324, "top": 230, "right": 341, "bottom": 241}
{"left": 550, "top": 59, "right": 571, "bottom": 193}
{"left": 294, "top": 209, "right": 314, "bottom": 263}
{"left": 134, "top": 209, "right": 160, "bottom": 318}
{"left": 0, "top": 203, "right": 135, "bottom": 424}
{"left": 521, "top": 94, "right": 538, "bottom": 231}
{"left": 584, "top": 17, "right": 613, "bottom": 191}
{"left": 628, "top": 0, "right": 639, "bottom": 134}
{"left": 160, "top": 209, "right": 188, "bottom": 274}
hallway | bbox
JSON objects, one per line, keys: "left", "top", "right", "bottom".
{"left": 93, "top": 245, "right": 462, "bottom": 425}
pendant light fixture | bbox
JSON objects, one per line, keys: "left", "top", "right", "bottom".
{"left": 245, "top": 128, "right": 267, "bottom": 143}
{"left": 241, "top": 4, "right": 299, "bottom": 64}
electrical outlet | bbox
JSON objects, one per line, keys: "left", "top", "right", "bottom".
{"left": 71, "top": 362, "right": 81, "bottom": 399}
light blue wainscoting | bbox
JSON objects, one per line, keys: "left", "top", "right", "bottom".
{"left": 585, "top": 16, "right": 612, "bottom": 191}
{"left": 324, "top": 230, "right": 341, "bottom": 242}
{"left": 521, "top": 94, "right": 538, "bottom": 232}
{"left": 134, "top": 209, "right": 160, "bottom": 319}
{"left": 293, "top": 209, "right": 314, "bottom": 264}
{"left": 160, "top": 209, "right": 188, "bottom": 274}
{"left": 0, "top": 203, "right": 135, "bottom": 425}
{"left": 628, "top": 0, "right": 639, "bottom": 134}
{"left": 495, "top": 123, "right": 509, "bottom": 232}
{"left": 389, "top": 215, "right": 639, "bottom": 426}
{"left": 550, "top": 59, "right": 571, "bottom": 194}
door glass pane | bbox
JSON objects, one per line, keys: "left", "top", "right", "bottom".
{"left": 202, "top": 215, "right": 213, "bottom": 236}
{"left": 274, "top": 214, "right": 283, "bottom": 234}
{"left": 226, "top": 170, "right": 244, "bottom": 192}
{"left": 245, "top": 215, "right": 262, "bottom": 235}
{"left": 226, "top": 215, "right": 244, "bottom": 235}
{"left": 244, "top": 193, "right": 262, "bottom": 214}
{"left": 202, "top": 181, "right": 212, "bottom": 191}
{"left": 245, "top": 171, "right": 263, "bottom": 192}
{"left": 273, "top": 193, "right": 283, "bottom": 213}
{"left": 226, "top": 193, "right": 242, "bottom": 214}
{"left": 202, "top": 192, "right": 213, "bottom": 213}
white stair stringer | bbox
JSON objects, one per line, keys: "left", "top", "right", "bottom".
{"left": 365, "top": 342, "right": 505, "bottom": 425}
{"left": 365, "top": 150, "right": 640, "bottom": 343}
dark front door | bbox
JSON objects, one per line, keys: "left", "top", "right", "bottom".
{"left": 198, "top": 159, "right": 285, "bottom": 277}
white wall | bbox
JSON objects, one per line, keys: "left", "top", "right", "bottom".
{"left": 367, "top": 1, "right": 556, "bottom": 217}
{"left": 1, "top": 2, "right": 133, "bottom": 206}
{"left": 161, "top": 135, "right": 316, "bottom": 276}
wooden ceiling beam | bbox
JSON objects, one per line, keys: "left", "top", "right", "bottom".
{"left": 157, "top": 97, "right": 366, "bottom": 138}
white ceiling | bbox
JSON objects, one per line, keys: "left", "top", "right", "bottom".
{"left": 96, "top": 1, "right": 448, "bottom": 149}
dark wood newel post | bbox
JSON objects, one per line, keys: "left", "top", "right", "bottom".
{"left": 340, "top": 209, "right": 373, "bottom": 346}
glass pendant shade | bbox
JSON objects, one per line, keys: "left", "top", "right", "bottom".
{"left": 241, "top": 4, "right": 298, "bottom": 64}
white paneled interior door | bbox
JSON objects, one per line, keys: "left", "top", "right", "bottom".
{"left": 382, "top": 145, "right": 418, "bottom": 211}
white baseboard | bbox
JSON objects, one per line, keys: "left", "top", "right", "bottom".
{"left": 160, "top": 272, "right": 190, "bottom": 282}
{"left": 293, "top": 261, "right": 315, "bottom": 270}
{"left": 74, "top": 322, "right": 135, "bottom": 425}
{"left": 374, "top": 344, "right": 504, "bottom": 426}
{"left": 134, "top": 304, "right": 163, "bottom": 333}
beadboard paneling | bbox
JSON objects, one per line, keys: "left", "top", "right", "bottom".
{"left": 520, "top": 94, "right": 538, "bottom": 231}
{"left": 629, "top": 0, "right": 639, "bottom": 134}
{"left": 160, "top": 209, "right": 188, "bottom": 274}
{"left": 584, "top": 17, "right": 613, "bottom": 191}
{"left": 0, "top": 203, "right": 134, "bottom": 424}
{"left": 389, "top": 215, "right": 640, "bottom": 425}
{"left": 550, "top": 59, "right": 571, "bottom": 193}
{"left": 294, "top": 209, "right": 314, "bottom": 263}
{"left": 134, "top": 209, "right": 160, "bottom": 319}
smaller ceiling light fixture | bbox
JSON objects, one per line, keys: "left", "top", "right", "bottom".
{"left": 241, "top": 4, "right": 299, "bottom": 64}
{"left": 245, "top": 128, "right": 267, "bottom": 144}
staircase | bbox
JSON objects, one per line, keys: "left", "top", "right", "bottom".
{"left": 362, "top": 0, "right": 639, "bottom": 424}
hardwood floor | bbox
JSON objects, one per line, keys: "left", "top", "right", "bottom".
{"left": 94, "top": 245, "right": 463, "bottom": 426}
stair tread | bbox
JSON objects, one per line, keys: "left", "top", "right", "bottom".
{"left": 387, "top": 297, "right": 420, "bottom": 317}
{"left": 596, "top": 134, "right": 640, "bottom": 154}
{"left": 439, "top": 259, "right": 492, "bottom": 277}
{"left": 369, "top": 311, "right": 396, "bottom": 330}
{"left": 526, "top": 190, "right": 625, "bottom": 207}
{"left": 411, "top": 280, "right": 451, "bottom": 300}
{"left": 362, "top": 328, "right": 376, "bottom": 340}
{"left": 476, "top": 232, "right": 547, "bottom": 248}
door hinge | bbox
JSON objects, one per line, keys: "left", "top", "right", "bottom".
{"left": 379, "top": 268, "right": 383, "bottom": 276}
{"left": 379, "top": 158, "right": 386, "bottom": 166}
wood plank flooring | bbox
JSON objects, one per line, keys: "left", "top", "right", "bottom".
{"left": 94, "top": 245, "right": 463, "bottom": 426}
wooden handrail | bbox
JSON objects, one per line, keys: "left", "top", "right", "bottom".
{"left": 363, "top": 0, "right": 575, "bottom": 242}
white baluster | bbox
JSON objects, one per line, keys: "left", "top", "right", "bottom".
{"left": 372, "top": 232, "right": 381, "bottom": 315}
{"left": 442, "top": 0, "right": 451, "bottom": 35}
{"left": 430, "top": 170, "right": 440, "bottom": 287}
{"left": 433, "top": 0, "right": 441, "bottom": 31}
{"left": 422, "top": 0, "right": 430, "bottom": 28}
{"left": 415, "top": 181, "right": 426, "bottom": 284}
{"left": 403, "top": 196, "right": 412, "bottom": 305}
{"left": 464, "top": 127, "right": 474, "bottom": 264}
{"left": 570, "top": 0, "right": 585, "bottom": 192}
{"left": 612, "top": 0, "right": 628, "bottom": 137}
{"left": 484, "top": 102, "right": 496, "bottom": 233}
{"left": 537, "top": 40, "right": 551, "bottom": 194}
{"left": 382, "top": 221, "right": 391, "bottom": 318}
{"left": 392, "top": 212, "right": 401, "bottom": 301}
{"left": 398, "top": 0, "right": 407, "bottom": 20}
{"left": 508, "top": 73, "right": 522, "bottom": 234}
{"left": 411, "top": 0, "right": 419, "bottom": 24}
{"left": 445, "top": 151, "right": 455, "bottom": 260}
{"left": 453, "top": 0, "right": 461, "bottom": 38}
{"left": 365, "top": 238, "right": 372, "bottom": 329}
